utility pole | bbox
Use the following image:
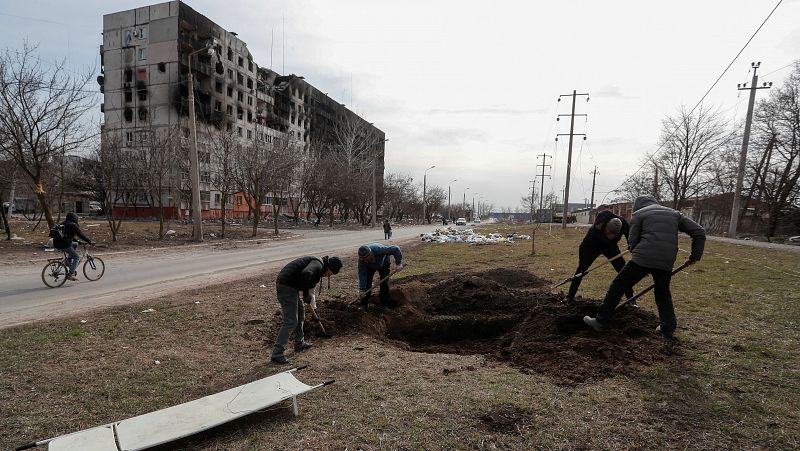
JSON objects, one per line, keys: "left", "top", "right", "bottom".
{"left": 729, "top": 62, "right": 771, "bottom": 238}
{"left": 535, "top": 153, "right": 551, "bottom": 212}
{"left": 557, "top": 90, "right": 589, "bottom": 228}
{"left": 422, "top": 165, "right": 435, "bottom": 224}
{"left": 589, "top": 166, "right": 598, "bottom": 209}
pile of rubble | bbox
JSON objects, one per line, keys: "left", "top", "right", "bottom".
{"left": 420, "top": 227, "right": 531, "bottom": 244}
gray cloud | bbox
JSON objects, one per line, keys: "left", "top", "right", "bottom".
{"left": 426, "top": 106, "right": 547, "bottom": 115}
{"left": 593, "top": 86, "right": 637, "bottom": 100}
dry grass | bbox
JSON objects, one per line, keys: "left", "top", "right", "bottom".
{"left": 1, "top": 225, "right": 798, "bottom": 450}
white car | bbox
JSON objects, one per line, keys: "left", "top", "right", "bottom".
{"left": 455, "top": 217, "right": 467, "bottom": 226}
{"left": 474, "top": 218, "right": 481, "bottom": 224}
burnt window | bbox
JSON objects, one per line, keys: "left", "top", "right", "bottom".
{"left": 238, "top": 56, "right": 243, "bottom": 67}
{"left": 215, "top": 81, "right": 223, "bottom": 93}
{"left": 228, "top": 69, "right": 233, "bottom": 79}
{"left": 138, "top": 88, "right": 147, "bottom": 101}
{"left": 227, "top": 86, "right": 233, "bottom": 97}
{"left": 237, "top": 108, "right": 243, "bottom": 120}
{"left": 124, "top": 69, "right": 133, "bottom": 83}
{"left": 214, "top": 101, "right": 222, "bottom": 112}
{"left": 124, "top": 108, "right": 133, "bottom": 122}
{"left": 124, "top": 89, "right": 133, "bottom": 103}
{"left": 247, "top": 78, "right": 253, "bottom": 89}
{"left": 227, "top": 47, "right": 233, "bottom": 61}
{"left": 138, "top": 107, "right": 148, "bottom": 121}
{"left": 237, "top": 92, "right": 243, "bottom": 102}
{"left": 237, "top": 73, "right": 243, "bottom": 85}
{"left": 248, "top": 61, "right": 253, "bottom": 71}
{"left": 247, "top": 111, "right": 252, "bottom": 122}
{"left": 158, "top": 62, "right": 166, "bottom": 72}
{"left": 226, "top": 105, "right": 233, "bottom": 115}
{"left": 247, "top": 96, "right": 252, "bottom": 106}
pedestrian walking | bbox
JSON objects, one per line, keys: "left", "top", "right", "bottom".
{"left": 383, "top": 220, "right": 392, "bottom": 240}
{"left": 583, "top": 195, "right": 705, "bottom": 341}
{"left": 271, "top": 255, "right": 343, "bottom": 364}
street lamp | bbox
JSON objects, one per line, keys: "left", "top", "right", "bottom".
{"left": 447, "top": 179, "right": 457, "bottom": 223}
{"left": 472, "top": 192, "right": 479, "bottom": 222}
{"left": 187, "top": 39, "right": 217, "bottom": 242}
{"left": 371, "top": 138, "right": 388, "bottom": 228}
{"left": 463, "top": 187, "right": 470, "bottom": 216}
{"left": 422, "top": 165, "right": 435, "bottom": 224}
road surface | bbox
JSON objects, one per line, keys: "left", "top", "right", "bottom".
{"left": 0, "top": 225, "right": 436, "bottom": 328}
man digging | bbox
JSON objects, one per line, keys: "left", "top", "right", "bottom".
{"left": 271, "top": 255, "right": 343, "bottom": 365}
{"left": 583, "top": 195, "right": 705, "bottom": 343}
{"left": 564, "top": 208, "right": 634, "bottom": 305}
{"left": 357, "top": 243, "right": 403, "bottom": 311}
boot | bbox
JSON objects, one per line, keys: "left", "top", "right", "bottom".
{"left": 295, "top": 342, "right": 313, "bottom": 352}
{"left": 583, "top": 316, "right": 608, "bottom": 332}
{"left": 270, "top": 355, "right": 290, "bottom": 365}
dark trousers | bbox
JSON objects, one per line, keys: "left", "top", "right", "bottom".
{"left": 596, "top": 261, "right": 677, "bottom": 338}
{"left": 272, "top": 284, "right": 306, "bottom": 358}
{"left": 567, "top": 244, "right": 632, "bottom": 299}
{"left": 362, "top": 264, "right": 391, "bottom": 307}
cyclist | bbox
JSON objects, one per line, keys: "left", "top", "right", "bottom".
{"left": 54, "top": 212, "right": 94, "bottom": 281}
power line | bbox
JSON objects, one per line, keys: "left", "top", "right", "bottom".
{"left": 610, "top": 0, "right": 784, "bottom": 196}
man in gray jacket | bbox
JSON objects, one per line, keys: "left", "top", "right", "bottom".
{"left": 583, "top": 195, "right": 705, "bottom": 340}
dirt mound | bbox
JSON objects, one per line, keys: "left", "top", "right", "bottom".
{"left": 312, "top": 267, "right": 674, "bottom": 383}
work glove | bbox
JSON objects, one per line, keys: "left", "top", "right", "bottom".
{"left": 309, "top": 294, "right": 317, "bottom": 309}
{"left": 396, "top": 263, "right": 404, "bottom": 272}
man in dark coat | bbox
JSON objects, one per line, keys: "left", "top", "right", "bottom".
{"left": 565, "top": 209, "right": 633, "bottom": 304}
{"left": 54, "top": 212, "right": 94, "bottom": 281}
{"left": 357, "top": 243, "right": 403, "bottom": 311}
{"left": 271, "top": 255, "right": 343, "bottom": 364}
{"left": 584, "top": 195, "right": 706, "bottom": 340}
{"left": 383, "top": 220, "right": 392, "bottom": 240}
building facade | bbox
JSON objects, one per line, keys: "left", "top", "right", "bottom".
{"left": 100, "top": 1, "right": 385, "bottom": 219}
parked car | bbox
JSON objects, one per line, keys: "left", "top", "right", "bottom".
{"left": 88, "top": 201, "right": 103, "bottom": 216}
{"left": 473, "top": 218, "right": 481, "bottom": 224}
{"left": 455, "top": 217, "right": 467, "bottom": 226}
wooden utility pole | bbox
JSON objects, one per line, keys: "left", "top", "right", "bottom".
{"left": 589, "top": 166, "right": 598, "bottom": 209}
{"left": 557, "top": 90, "right": 589, "bottom": 228}
{"left": 529, "top": 180, "right": 536, "bottom": 223}
{"left": 535, "top": 153, "right": 551, "bottom": 212}
{"left": 728, "top": 62, "right": 771, "bottom": 238}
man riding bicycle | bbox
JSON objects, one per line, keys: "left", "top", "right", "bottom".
{"left": 53, "top": 212, "right": 94, "bottom": 281}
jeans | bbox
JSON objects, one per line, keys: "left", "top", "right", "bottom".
{"left": 271, "top": 284, "right": 306, "bottom": 358}
{"left": 567, "top": 244, "right": 632, "bottom": 300}
{"left": 362, "top": 264, "right": 391, "bottom": 308}
{"left": 595, "top": 261, "right": 677, "bottom": 338}
{"left": 65, "top": 242, "right": 81, "bottom": 275}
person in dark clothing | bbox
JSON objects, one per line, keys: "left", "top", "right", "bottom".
{"left": 357, "top": 243, "right": 403, "bottom": 311}
{"left": 271, "top": 255, "right": 343, "bottom": 364}
{"left": 53, "top": 212, "right": 94, "bottom": 281}
{"left": 564, "top": 210, "right": 634, "bottom": 305}
{"left": 383, "top": 220, "right": 392, "bottom": 240}
{"left": 584, "top": 195, "right": 706, "bottom": 340}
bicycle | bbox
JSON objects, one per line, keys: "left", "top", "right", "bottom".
{"left": 41, "top": 242, "right": 106, "bottom": 288}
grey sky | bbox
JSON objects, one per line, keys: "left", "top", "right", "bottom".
{"left": 2, "top": 0, "right": 798, "bottom": 209}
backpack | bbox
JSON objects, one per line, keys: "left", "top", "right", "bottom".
{"left": 49, "top": 224, "right": 65, "bottom": 240}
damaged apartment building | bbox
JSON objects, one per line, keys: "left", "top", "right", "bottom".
{"left": 99, "top": 0, "right": 385, "bottom": 218}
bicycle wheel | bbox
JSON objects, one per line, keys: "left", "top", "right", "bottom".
{"left": 83, "top": 256, "right": 105, "bottom": 281}
{"left": 42, "top": 261, "right": 69, "bottom": 288}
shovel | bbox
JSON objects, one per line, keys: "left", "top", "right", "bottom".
{"left": 616, "top": 260, "right": 692, "bottom": 310}
{"left": 309, "top": 304, "right": 332, "bottom": 337}
{"left": 549, "top": 250, "right": 630, "bottom": 291}
{"left": 350, "top": 264, "right": 406, "bottom": 307}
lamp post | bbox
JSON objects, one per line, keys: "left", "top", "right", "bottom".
{"left": 463, "top": 187, "right": 469, "bottom": 217}
{"left": 447, "top": 179, "right": 457, "bottom": 223}
{"left": 472, "top": 192, "right": 479, "bottom": 222}
{"left": 370, "top": 138, "right": 388, "bottom": 228}
{"left": 422, "top": 165, "right": 435, "bottom": 224}
{"left": 186, "top": 40, "right": 216, "bottom": 242}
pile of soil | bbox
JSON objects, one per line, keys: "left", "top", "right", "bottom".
{"left": 312, "top": 268, "right": 674, "bottom": 383}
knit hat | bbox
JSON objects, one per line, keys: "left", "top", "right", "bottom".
{"left": 326, "top": 256, "right": 343, "bottom": 275}
{"left": 358, "top": 245, "right": 371, "bottom": 259}
{"left": 606, "top": 218, "right": 622, "bottom": 235}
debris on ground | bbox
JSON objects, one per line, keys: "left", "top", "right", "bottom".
{"left": 420, "top": 227, "right": 531, "bottom": 244}
{"left": 310, "top": 268, "right": 675, "bottom": 384}
{"left": 141, "top": 308, "right": 156, "bottom": 313}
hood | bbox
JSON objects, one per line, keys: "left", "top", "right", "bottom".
{"left": 632, "top": 195, "right": 659, "bottom": 212}
{"left": 66, "top": 212, "right": 79, "bottom": 224}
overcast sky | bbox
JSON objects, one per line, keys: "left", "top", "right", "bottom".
{"left": 2, "top": 0, "right": 798, "bottom": 209}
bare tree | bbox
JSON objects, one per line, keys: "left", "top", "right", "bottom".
{"left": 423, "top": 186, "right": 446, "bottom": 223}
{"left": 656, "top": 104, "right": 732, "bottom": 210}
{"left": 0, "top": 44, "right": 95, "bottom": 228}
{"left": 136, "top": 125, "right": 181, "bottom": 239}
{"left": 751, "top": 61, "right": 800, "bottom": 238}
{"left": 266, "top": 136, "right": 300, "bottom": 235}
{"left": 209, "top": 127, "right": 239, "bottom": 238}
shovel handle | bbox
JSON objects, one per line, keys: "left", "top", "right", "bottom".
{"left": 549, "top": 250, "right": 630, "bottom": 291}
{"left": 353, "top": 264, "right": 406, "bottom": 304}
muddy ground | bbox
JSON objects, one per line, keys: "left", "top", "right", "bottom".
{"left": 288, "top": 268, "right": 675, "bottom": 384}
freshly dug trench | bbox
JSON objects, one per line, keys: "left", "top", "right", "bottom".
{"left": 311, "top": 268, "right": 675, "bottom": 383}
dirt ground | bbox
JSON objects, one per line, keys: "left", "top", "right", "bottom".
{"left": 306, "top": 269, "right": 673, "bottom": 384}
{"left": 1, "top": 228, "right": 799, "bottom": 450}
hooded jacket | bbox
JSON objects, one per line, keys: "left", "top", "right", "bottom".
{"left": 628, "top": 195, "right": 705, "bottom": 271}
{"left": 357, "top": 243, "right": 402, "bottom": 290}
{"left": 54, "top": 213, "right": 92, "bottom": 249}
{"left": 581, "top": 210, "right": 629, "bottom": 250}
{"left": 276, "top": 256, "right": 327, "bottom": 301}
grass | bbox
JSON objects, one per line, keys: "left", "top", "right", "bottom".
{"left": 1, "top": 225, "right": 798, "bottom": 449}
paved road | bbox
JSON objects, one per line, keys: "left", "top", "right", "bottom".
{"left": 0, "top": 225, "right": 437, "bottom": 328}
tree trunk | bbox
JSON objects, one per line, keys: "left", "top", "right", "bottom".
{"left": 35, "top": 185, "right": 55, "bottom": 228}
{"left": 0, "top": 203, "right": 10, "bottom": 240}
{"left": 220, "top": 196, "right": 227, "bottom": 238}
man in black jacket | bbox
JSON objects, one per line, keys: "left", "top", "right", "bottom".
{"left": 271, "top": 255, "right": 343, "bottom": 364}
{"left": 584, "top": 196, "right": 705, "bottom": 340}
{"left": 565, "top": 209, "right": 633, "bottom": 304}
{"left": 54, "top": 212, "right": 94, "bottom": 281}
